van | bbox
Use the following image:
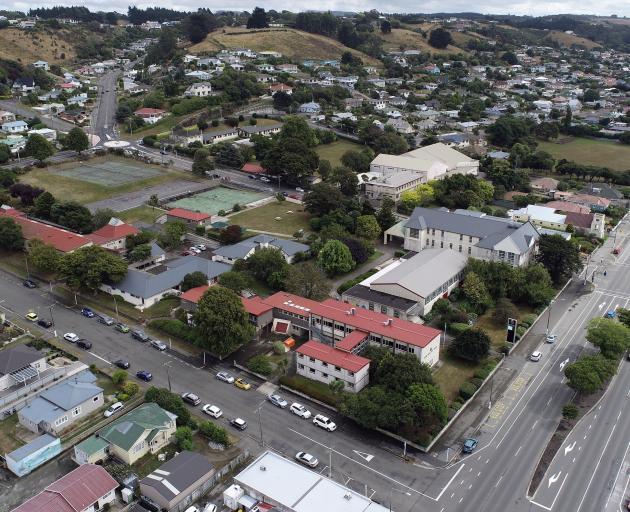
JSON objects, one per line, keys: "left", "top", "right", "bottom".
{"left": 97, "top": 314, "right": 114, "bottom": 326}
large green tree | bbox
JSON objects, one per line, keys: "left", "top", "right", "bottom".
{"left": 428, "top": 28, "right": 452, "bottom": 49}
{"left": 28, "top": 239, "right": 61, "bottom": 273}
{"left": 180, "top": 271, "right": 208, "bottom": 292}
{"left": 242, "top": 247, "right": 288, "bottom": 289}
{"left": 32, "top": 191, "right": 56, "bottom": 219}
{"left": 63, "top": 127, "right": 89, "bottom": 153}
{"left": 60, "top": 245, "right": 127, "bottom": 290}
{"left": 218, "top": 271, "right": 251, "bottom": 293}
{"left": 24, "top": 133, "right": 54, "bottom": 162}
{"left": 407, "top": 383, "right": 448, "bottom": 430}
{"left": 246, "top": 6, "right": 268, "bottom": 28}
{"left": 284, "top": 262, "right": 331, "bottom": 300}
{"left": 450, "top": 328, "right": 490, "bottom": 363}
{"left": 462, "top": 272, "right": 491, "bottom": 313}
{"left": 355, "top": 215, "right": 381, "bottom": 241}
{"left": 193, "top": 287, "right": 255, "bottom": 356}
{"left": 158, "top": 221, "right": 187, "bottom": 249}
{"left": 304, "top": 183, "right": 345, "bottom": 216}
{"left": 564, "top": 355, "right": 616, "bottom": 394}
{"left": 318, "top": 239, "right": 354, "bottom": 276}
{"left": 92, "top": 208, "right": 115, "bottom": 230}
{"left": 0, "top": 217, "right": 24, "bottom": 250}
{"left": 586, "top": 318, "right": 630, "bottom": 360}
{"left": 374, "top": 353, "right": 433, "bottom": 393}
{"left": 50, "top": 201, "right": 93, "bottom": 233}
{"left": 537, "top": 234, "right": 583, "bottom": 285}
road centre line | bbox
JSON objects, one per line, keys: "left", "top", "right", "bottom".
{"left": 604, "top": 440, "right": 630, "bottom": 510}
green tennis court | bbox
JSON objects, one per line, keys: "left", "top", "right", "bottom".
{"left": 167, "top": 187, "right": 269, "bottom": 215}
{"left": 52, "top": 161, "right": 162, "bottom": 187}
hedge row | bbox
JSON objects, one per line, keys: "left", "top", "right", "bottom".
{"left": 149, "top": 318, "right": 199, "bottom": 344}
{"left": 337, "top": 268, "right": 378, "bottom": 294}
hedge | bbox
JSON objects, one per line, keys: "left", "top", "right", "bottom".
{"left": 279, "top": 375, "right": 337, "bottom": 406}
{"left": 459, "top": 382, "right": 478, "bottom": 400}
{"left": 516, "top": 325, "right": 527, "bottom": 338}
{"left": 448, "top": 322, "right": 470, "bottom": 335}
{"left": 247, "top": 355, "right": 273, "bottom": 376}
{"left": 199, "top": 420, "right": 231, "bottom": 447}
{"left": 470, "top": 377, "right": 484, "bottom": 388}
{"left": 149, "top": 318, "right": 199, "bottom": 344}
{"left": 337, "top": 268, "right": 378, "bottom": 294}
{"left": 521, "top": 314, "right": 538, "bottom": 327}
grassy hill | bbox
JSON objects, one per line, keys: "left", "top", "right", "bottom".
{"left": 546, "top": 30, "right": 601, "bottom": 49}
{"left": 378, "top": 28, "right": 465, "bottom": 55}
{"left": 191, "top": 27, "right": 379, "bottom": 65}
{"left": 0, "top": 27, "right": 77, "bottom": 64}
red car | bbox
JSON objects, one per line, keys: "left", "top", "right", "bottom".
{"left": 613, "top": 246, "right": 622, "bottom": 255}
{"left": 180, "top": 250, "right": 192, "bottom": 256}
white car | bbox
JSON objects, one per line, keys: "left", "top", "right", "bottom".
{"left": 63, "top": 332, "right": 80, "bottom": 343}
{"left": 313, "top": 414, "right": 337, "bottom": 432}
{"left": 189, "top": 246, "right": 201, "bottom": 254}
{"left": 104, "top": 402, "right": 124, "bottom": 418}
{"left": 530, "top": 351, "right": 542, "bottom": 362}
{"left": 268, "top": 394, "right": 288, "bottom": 408}
{"left": 183, "top": 507, "right": 199, "bottom": 512}
{"left": 546, "top": 334, "right": 557, "bottom": 343}
{"left": 202, "top": 505, "right": 217, "bottom": 512}
{"left": 290, "top": 403, "right": 312, "bottom": 419}
{"left": 202, "top": 404, "right": 223, "bottom": 418}
{"left": 260, "top": 177, "right": 271, "bottom": 183}
{"left": 216, "top": 371, "right": 235, "bottom": 383}
{"left": 295, "top": 451, "right": 319, "bottom": 467}
{"left": 295, "top": 187, "right": 305, "bottom": 193}
{"left": 196, "top": 244, "right": 207, "bottom": 251}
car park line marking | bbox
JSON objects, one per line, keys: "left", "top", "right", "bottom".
{"left": 89, "top": 352, "right": 111, "bottom": 364}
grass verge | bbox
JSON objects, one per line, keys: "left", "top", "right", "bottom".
{"left": 229, "top": 201, "right": 312, "bottom": 236}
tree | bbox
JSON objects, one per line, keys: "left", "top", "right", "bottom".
{"left": 247, "top": 7, "right": 269, "bottom": 28}
{"left": 128, "top": 244, "right": 151, "bottom": 262}
{"left": 380, "top": 19, "right": 392, "bottom": 34}
{"left": 341, "top": 385, "right": 411, "bottom": 430}
{"left": 63, "top": 127, "right": 89, "bottom": 153}
{"left": 174, "top": 426, "right": 194, "bottom": 450}
{"left": 192, "top": 158, "right": 214, "bottom": 177}
{"left": 374, "top": 352, "right": 433, "bottom": 393}
{"left": 159, "top": 221, "right": 187, "bottom": 249}
{"left": 9, "top": 183, "right": 44, "bottom": 205}
{"left": 0, "top": 218, "right": 24, "bottom": 250}
{"left": 407, "top": 383, "right": 448, "bottom": 430}
{"left": 183, "top": 11, "right": 217, "bottom": 43}
{"left": 329, "top": 379, "right": 346, "bottom": 399}
{"left": 617, "top": 308, "right": 630, "bottom": 328}
{"left": 564, "top": 355, "right": 616, "bottom": 394}
{"left": 428, "top": 28, "right": 452, "bottom": 49}
{"left": 220, "top": 225, "right": 242, "bottom": 244}
{"left": 583, "top": 89, "right": 600, "bottom": 103}
{"left": 50, "top": 201, "right": 93, "bottom": 233}
{"left": 145, "top": 387, "right": 193, "bottom": 426}
{"left": 193, "top": 287, "right": 255, "bottom": 356}
{"left": 462, "top": 272, "right": 491, "bottom": 313}
{"left": 112, "top": 370, "right": 127, "bottom": 385}
{"left": 244, "top": 247, "right": 289, "bottom": 289}
{"left": 0, "top": 144, "right": 9, "bottom": 165}
{"left": 218, "top": 271, "right": 251, "bottom": 293}
{"left": 586, "top": 318, "right": 630, "bottom": 360}
{"left": 284, "top": 262, "right": 331, "bottom": 300}
{"left": 32, "top": 191, "right": 56, "bottom": 219}
{"left": 60, "top": 246, "right": 127, "bottom": 290}
{"left": 537, "top": 234, "right": 583, "bottom": 285}
{"left": 450, "top": 328, "right": 491, "bottom": 363}
{"left": 373, "top": 131, "right": 408, "bottom": 155}
{"left": 492, "top": 298, "right": 518, "bottom": 325}
{"left": 92, "top": 208, "right": 115, "bottom": 230}
{"left": 331, "top": 166, "right": 358, "bottom": 196}
{"left": 355, "top": 215, "right": 381, "bottom": 240}
{"left": 24, "top": 133, "right": 54, "bottom": 162}
{"left": 341, "top": 149, "right": 373, "bottom": 173}
{"left": 318, "top": 239, "right": 354, "bottom": 276}
{"left": 180, "top": 271, "right": 208, "bottom": 292}
{"left": 400, "top": 184, "right": 434, "bottom": 211}
{"left": 341, "top": 237, "right": 369, "bottom": 264}
{"left": 304, "top": 183, "right": 345, "bottom": 216}
{"left": 501, "top": 51, "right": 518, "bottom": 65}
{"left": 28, "top": 239, "right": 60, "bottom": 273}
{"left": 376, "top": 197, "right": 396, "bottom": 231}
{"left": 619, "top": 132, "right": 630, "bottom": 145}
{"left": 486, "top": 115, "right": 532, "bottom": 148}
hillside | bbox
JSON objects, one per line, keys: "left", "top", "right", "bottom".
{"left": 0, "top": 28, "right": 77, "bottom": 64}
{"left": 190, "top": 27, "right": 379, "bottom": 65}
{"left": 378, "top": 28, "right": 466, "bottom": 55}
{"left": 546, "top": 30, "right": 601, "bottom": 49}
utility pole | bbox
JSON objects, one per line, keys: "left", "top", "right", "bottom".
{"left": 112, "top": 295, "right": 120, "bottom": 322}
{"left": 256, "top": 405, "right": 264, "bottom": 447}
{"left": 545, "top": 299, "right": 554, "bottom": 336}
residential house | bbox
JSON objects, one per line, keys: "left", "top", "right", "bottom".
{"left": 438, "top": 132, "right": 471, "bottom": 149}
{"left": 553, "top": 191, "right": 611, "bottom": 212}
{"left": 269, "top": 83, "right": 293, "bottom": 95}
{"left": 67, "top": 93, "right": 89, "bottom": 107}
{"left": 276, "top": 64, "right": 298, "bottom": 74}
{"left": 166, "top": 207, "right": 212, "bottom": 228}
{"left": 12, "top": 464, "right": 118, "bottom": 512}
{"left": 202, "top": 128, "right": 239, "bottom": 144}
{"left": 530, "top": 177, "right": 559, "bottom": 193}
{"left": 18, "top": 370, "right": 104, "bottom": 435}
{"left": 184, "top": 82, "right": 212, "bottom": 97}
{"left": 297, "top": 102, "right": 321, "bottom": 114}
{"left": 27, "top": 128, "right": 56, "bottom": 142}
{"left": 185, "top": 70, "right": 212, "bottom": 81}
{"left": 32, "top": 60, "right": 49, "bottom": 71}
{"left": 394, "top": 207, "right": 539, "bottom": 267}
{"left": 6, "top": 434, "right": 62, "bottom": 477}
{"left": 385, "top": 118, "right": 414, "bottom": 134}
{"left": 0, "top": 135, "right": 27, "bottom": 154}
{"left": 1, "top": 120, "right": 28, "bottom": 134}
{"left": 0, "top": 345, "right": 47, "bottom": 391}
{"left": 140, "top": 451, "right": 216, "bottom": 512}
{"left": 237, "top": 123, "right": 282, "bottom": 137}
{"left": 213, "top": 234, "right": 309, "bottom": 265}
{"left": 12, "top": 77, "right": 35, "bottom": 94}
{"left": 86, "top": 217, "right": 140, "bottom": 252}
{"left": 134, "top": 108, "right": 166, "bottom": 124}
{"left": 0, "top": 110, "right": 16, "bottom": 123}
{"left": 74, "top": 403, "right": 177, "bottom": 465}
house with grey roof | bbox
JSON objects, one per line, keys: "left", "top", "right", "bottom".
{"left": 18, "top": 370, "right": 103, "bottom": 435}
{"left": 74, "top": 403, "right": 177, "bottom": 465}
{"left": 0, "top": 345, "right": 46, "bottom": 391}
{"left": 389, "top": 207, "right": 539, "bottom": 267}
{"left": 213, "top": 234, "right": 309, "bottom": 265}
{"left": 140, "top": 450, "right": 215, "bottom": 511}
{"left": 100, "top": 255, "right": 231, "bottom": 310}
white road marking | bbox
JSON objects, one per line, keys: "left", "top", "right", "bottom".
{"left": 435, "top": 465, "right": 466, "bottom": 501}
{"left": 532, "top": 420, "right": 539, "bottom": 430}
{"left": 548, "top": 471, "right": 561, "bottom": 488}
{"left": 559, "top": 358, "right": 570, "bottom": 371}
{"left": 515, "top": 446, "right": 523, "bottom": 457}
{"left": 530, "top": 473, "right": 569, "bottom": 511}
{"left": 352, "top": 450, "right": 374, "bottom": 462}
{"left": 89, "top": 352, "right": 111, "bottom": 364}
{"left": 564, "top": 441, "right": 576, "bottom": 456}
{"left": 494, "top": 475, "right": 503, "bottom": 488}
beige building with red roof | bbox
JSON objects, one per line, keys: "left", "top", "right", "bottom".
{"left": 86, "top": 217, "right": 140, "bottom": 252}
{"left": 166, "top": 207, "right": 212, "bottom": 228}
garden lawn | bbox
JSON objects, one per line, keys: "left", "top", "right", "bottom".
{"left": 0, "top": 415, "right": 23, "bottom": 454}
{"left": 475, "top": 305, "right": 536, "bottom": 349}
{"left": 433, "top": 354, "right": 479, "bottom": 403}
{"left": 539, "top": 138, "right": 630, "bottom": 172}
{"left": 229, "top": 201, "right": 312, "bottom": 236}
{"left": 315, "top": 139, "right": 363, "bottom": 168}
{"left": 117, "top": 205, "right": 168, "bottom": 224}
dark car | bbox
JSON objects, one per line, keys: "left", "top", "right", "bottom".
{"left": 136, "top": 370, "right": 153, "bottom": 381}
{"left": 230, "top": 418, "right": 247, "bottom": 430}
{"left": 81, "top": 307, "right": 95, "bottom": 318}
{"left": 77, "top": 340, "right": 92, "bottom": 350}
{"left": 23, "top": 279, "right": 38, "bottom": 289}
{"left": 114, "top": 359, "right": 130, "bottom": 369}
{"left": 463, "top": 438, "right": 478, "bottom": 453}
{"left": 181, "top": 392, "right": 201, "bottom": 406}
{"left": 131, "top": 329, "right": 150, "bottom": 342}
{"left": 37, "top": 319, "right": 53, "bottom": 328}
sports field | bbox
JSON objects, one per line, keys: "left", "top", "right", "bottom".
{"left": 539, "top": 138, "right": 630, "bottom": 172}
{"left": 167, "top": 187, "right": 269, "bottom": 215}
{"left": 53, "top": 160, "right": 162, "bottom": 186}
{"left": 229, "top": 200, "right": 311, "bottom": 235}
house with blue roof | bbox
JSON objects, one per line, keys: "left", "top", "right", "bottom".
{"left": 212, "top": 234, "right": 309, "bottom": 265}
{"left": 18, "top": 370, "right": 103, "bottom": 435}
{"left": 1, "top": 120, "right": 28, "bottom": 134}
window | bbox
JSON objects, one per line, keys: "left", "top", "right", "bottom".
{"left": 468, "top": 247, "right": 472, "bottom": 255}
{"left": 322, "top": 362, "right": 328, "bottom": 367}
{"left": 469, "top": 236, "right": 473, "bottom": 242}
{"left": 72, "top": 406, "right": 81, "bottom": 417}
{"left": 459, "top": 234, "right": 463, "bottom": 241}
{"left": 298, "top": 364, "right": 304, "bottom": 369}
{"left": 93, "top": 396, "right": 99, "bottom": 402}
{"left": 410, "top": 228, "right": 419, "bottom": 239}
{"left": 459, "top": 245, "right": 462, "bottom": 252}
{"left": 309, "top": 357, "right": 315, "bottom": 362}
{"left": 431, "top": 229, "right": 435, "bottom": 235}
{"left": 368, "top": 302, "right": 374, "bottom": 311}
{"left": 431, "top": 240, "right": 435, "bottom": 247}
{"left": 394, "top": 310, "right": 400, "bottom": 318}
{"left": 426, "top": 239, "right": 430, "bottom": 246}
{"left": 441, "top": 230, "right": 445, "bottom": 237}
{"left": 322, "top": 373, "right": 328, "bottom": 378}
{"left": 309, "top": 368, "right": 315, "bottom": 373}
{"left": 349, "top": 371, "right": 355, "bottom": 376}
{"left": 335, "top": 366, "right": 341, "bottom": 371}
{"left": 449, "top": 243, "right": 453, "bottom": 250}
{"left": 380, "top": 306, "right": 387, "bottom": 314}
{"left": 498, "top": 250, "right": 505, "bottom": 260}
{"left": 440, "top": 241, "right": 444, "bottom": 248}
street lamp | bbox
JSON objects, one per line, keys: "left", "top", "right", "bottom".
{"left": 389, "top": 487, "right": 411, "bottom": 512}
{"left": 255, "top": 404, "right": 264, "bottom": 447}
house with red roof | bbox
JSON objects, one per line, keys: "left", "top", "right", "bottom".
{"left": 134, "top": 107, "right": 166, "bottom": 124}
{"left": 166, "top": 208, "right": 212, "bottom": 228}
{"left": 241, "top": 162, "right": 266, "bottom": 175}
{"left": 12, "top": 464, "right": 118, "bottom": 512}
{"left": 0, "top": 205, "right": 91, "bottom": 253}
{"left": 269, "top": 83, "right": 293, "bottom": 95}
{"left": 86, "top": 217, "right": 140, "bottom": 252}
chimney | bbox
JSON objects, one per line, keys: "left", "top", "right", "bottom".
{"left": 350, "top": 308, "right": 356, "bottom": 315}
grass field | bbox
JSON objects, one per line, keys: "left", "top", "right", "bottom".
{"left": 117, "top": 205, "right": 168, "bottom": 224}
{"left": 20, "top": 158, "right": 195, "bottom": 204}
{"left": 0, "top": 415, "right": 23, "bottom": 454}
{"left": 539, "top": 138, "right": 630, "bottom": 172}
{"left": 0, "top": 27, "right": 76, "bottom": 64}
{"left": 546, "top": 31, "right": 601, "bottom": 49}
{"left": 378, "top": 28, "right": 466, "bottom": 54}
{"left": 190, "top": 27, "right": 379, "bottom": 65}
{"left": 315, "top": 139, "right": 363, "bottom": 168}
{"left": 433, "top": 355, "right": 479, "bottom": 403}
{"left": 229, "top": 200, "right": 312, "bottom": 236}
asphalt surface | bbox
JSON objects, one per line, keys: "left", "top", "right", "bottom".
{"left": 0, "top": 99, "right": 75, "bottom": 133}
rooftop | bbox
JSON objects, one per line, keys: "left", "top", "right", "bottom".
{"left": 167, "top": 208, "right": 211, "bottom": 221}
{"left": 0, "top": 345, "right": 43, "bottom": 376}
{"left": 86, "top": 217, "right": 139, "bottom": 245}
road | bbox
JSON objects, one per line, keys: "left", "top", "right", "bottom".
{"left": 89, "top": 70, "right": 120, "bottom": 143}
{"left": 0, "top": 99, "right": 75, "bottom": 133}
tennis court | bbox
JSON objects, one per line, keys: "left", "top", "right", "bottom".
{"left": 167, "top": 187, "right": 269, "bottom": 215}
{"left": 52, "top": 160, "right": 162, "bottom": 187}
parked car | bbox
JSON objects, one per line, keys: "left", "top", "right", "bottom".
{"left": 268, "top": 394, "right": 288, "bottom": 408}
{"left": 196, "top": 244, "right": 207, "bottom": 251}
{"left": 23, "top": 279, "right": 37, "bottom": 289}
{"left": 136, "top": 370, "right": 153, "bottom": 381}
{"left": 234, "top": 378, "right": 251, "bottom": 390}
{"left": 114, "top": 359, "right": 130, "bottom": 369}
{"left": 131, "top": 329, "right": 150, "bottom": 342}
{"left": 260, "top": 177, "right": 270, "bottom": 183}
{"left": 545, "top": 334, "right": 557, "bottom": 343}
{"left": 115, "top": 323, "right": 130, "bottom": 333}
{"left": 150, "top": 339, "right": 167, "bottom": 351}
{"left": 81, "top": 307, "right": 95, "bottom": 318}
{"left": 183, "top": 507, "right": 199, "bottom": 512}
{"left": 181, "top": 250, "right": 192, "bottom": 256}
{"left": 613, "top": 246, "right": 622, "bottom": 255}
{"left": 202, "top": 505, "right": 217, "bottom": 512}
{"left": 295, "top": 451, "right": 319, "bottom": 467}
{"left": 462, "top": 438, "right": 478, "bottom": 453}
{"left": 104, "top": 402, "right": 124, "bottom": 418}
{"left": 290, "top": 403, "right": 312, "bottom": 419}
{"left": 295, "top": 187, "right": 305, "bottom": 193}
{"left": 189, "top": 246, "right": 201, "bottom": 254}
{"left": 216, "top": 371, "right": 234, "bottom": 383}
{"left": 313, "top": 414, "right": 337, "bottom": 432}
{"left": 202, "top": 404, "right": 223, "bottom": 418}
{"left": 606, "top": 310, "right": 617, "bottom": 319}
{"left": 530, "top": 351, "right": 542, "bottom": 362}
{"left": 37, "top": 319, "right": 53, "bottom": 328}
{"left": 230, "top": 418, "right": 247, "bottom": 430}
{"left": 77, "top": 340, "right": 92, "bottom": 350}
{"left": 63, "top": 332, "right": 80, "bottom": 343}
{"left": 25, "top": 311, "right": 38, "bottom": 322}
{"left": 181, "top": 393, "right": 201, "bottom": 406}
{"left": 97, "top": 314, "right": 114, "bottom": 326}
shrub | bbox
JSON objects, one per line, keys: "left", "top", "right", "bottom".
{"left": 122, "top": 381, "right": 139, "bottom": 397}
{"left": 199, "top": 420, "right": 231, "bottom": 447}
{"left": 174, "top": 426, "right": 193, "bottom": 450}
{"left": 273, "top": 341, "right": 286, "bottom": 354}
{"left": 394, "top": 250, "right": 406, "bottom": 258}
{"left": 470, "top": 377, "right": 484, "bottom": 388}
{"left": 195, "top": 225, "right": 206, "bottom": 235}
{"left": 448, "top": 322, "right": 470, "bottom": 336}
{"left": 149, "top": 319, "right": 199, "bottom": 344}
{"left": 117, "top": 393, "right": 129, "bottom": 401}
{"left": 562, "top": 404, "right": 579, "bottom": 420}
{"left": 432, "top": 298, "right": 451, "bottom": 316}
{"left": 459, "top": 382, "right": 478, "bottom": 400}
{"left": 450, "top": 401, "right": 462, "bottom": 411}
{"left": 499, "top": 343, "right": 511, "bottom": 355}
{"left": 247, "top": 355, "right": 273, "bottom": 375}
{"left": 516, "top": 325, "right": 527, "bottom": 338}
{"left": 522, "top": 314, "right": 538, "bottom": 327}
{"left": 218, "top": 209, "right": 226, "bottom": 216}
{"left": 112, "top": 370, "right": 127, "bottom": 386}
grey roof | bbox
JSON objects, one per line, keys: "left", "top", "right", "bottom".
{"left": 6, "top": 434, "right": 58, "bottom": 461}
{"left": 214, "top": 234, "right": 308, "bottom": 260}
{"left": 150, "top": 241, "right": 165, "bottom": 258}
{"left": 343, "top": 284, "right": 417, "bottom": 311}
{"left": 140, "top": 451, "right": 214, "bottom": 501}
{"left": 0, "top": 345, "right": 43, "bottom": 376}
{"left": 239, "top": 123, "right": 282, "bottom": 134}
{"left": 109, "top": 255, "right": 231, "bottom": 299}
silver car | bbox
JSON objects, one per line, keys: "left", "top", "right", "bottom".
{"left": 151, "top": 339, "right": 167, "bottom": 351}
{"left": 216, "top": 371, "right": 235, "bottom": 383}
{"left": 268, "top": 394, "right": 288, "bottom": 408}
{"left": 295, "top": 451, "right": 319, "bottom": 467}
{"left": 290, "top": 403, "right": 312, "bottom": 419}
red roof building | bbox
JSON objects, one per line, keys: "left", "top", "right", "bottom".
{"left": 86, "top": 217, "right": 140, "bottom": 251}
{"left": 269, "top": 83, "right": 293, "bottom": 95}
{"left": 13, "top": 464, "right": 118, "bottom": 512}
{"left": 166, "top": 208, "right": 211, "bottom": 227}
{"left": 180, "top": 284, "right": 210, "bottom": 305}
{"left": 241, "top": 163, "right": 266, "bottom": 174}
{"left": 0, "top": 206, "right": 91, "bottom": 253}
